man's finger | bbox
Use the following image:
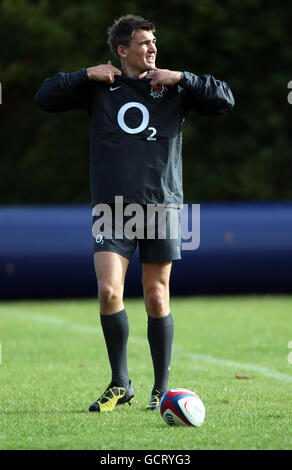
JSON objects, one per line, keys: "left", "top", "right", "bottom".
{"left": 112, "top": 64, "right": 122, "bottom": 74}
{"left": 107, "top": 61, "right": 122, "bottom": 75}
{"left": 105, "top": 75, "right": 115, "bottom": 84}
{"left": 150, "top": 73, "right": 160, "bottom": 83}
{"left": 109, "top": 73, "right": 115, "bottom": 83}
{"left": 150, "top": 79, "right": 160, "bottom": 87}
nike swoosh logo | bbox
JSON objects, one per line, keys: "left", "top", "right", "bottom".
{"left": 109, "top": 86, "right": 122, "bottom": 91}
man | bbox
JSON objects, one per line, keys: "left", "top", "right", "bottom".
{"left": 35, "top": 14, "right": 234, "bottom": 413}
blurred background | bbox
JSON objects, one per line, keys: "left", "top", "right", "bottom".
{"left": 0, "top": 0, "right": 292, "bottom": 298}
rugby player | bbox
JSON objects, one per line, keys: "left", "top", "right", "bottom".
{"left": 35, "top": 15, "right": 234, "bottom": 412}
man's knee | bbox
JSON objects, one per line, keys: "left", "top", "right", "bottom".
{"left": 98, "top": 280, "right": 123, "bottom": 307}
{"left": 143, "top": 283, "right": 169, "bottom": 317}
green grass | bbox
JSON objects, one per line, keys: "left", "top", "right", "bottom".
{"left": 0, "top": 296, "right": 292, "bottom": 450}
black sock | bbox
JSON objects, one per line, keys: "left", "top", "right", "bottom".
{"left": 147, "top": 312, "right": 174, "bottom": 395}
{"left": 100, "top": 309, "right": 129, "bottom": 388}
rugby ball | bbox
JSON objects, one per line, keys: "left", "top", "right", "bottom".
{"left": 160, "top": 388, "right": 205, "bottom": 427}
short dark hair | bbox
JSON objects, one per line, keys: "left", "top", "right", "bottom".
{"left": 107, "top": 14, "right": 155, "bottom": 59}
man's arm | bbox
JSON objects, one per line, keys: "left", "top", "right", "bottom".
{"left": 35, "top": 62, "right": 121, "bottom": 113}
{"left": 35, "top": 68, "right": 91, "bottom": 112}
{"left": 148, "top": 68, "right": 234, "bottom": 116}
{"left": 178, "top": 71, "right": 234, "bottom": 116}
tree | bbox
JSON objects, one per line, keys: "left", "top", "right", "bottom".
{"left": 1, "top": 0, "right": 291, "bottom": 203}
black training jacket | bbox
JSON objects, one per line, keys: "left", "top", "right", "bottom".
{"left": 35, "top": 68, "right": 234, "bottom": 206}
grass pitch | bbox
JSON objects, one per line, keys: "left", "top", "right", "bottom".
{"left": 0, "top": 296, "right": 292, "bottom": 450}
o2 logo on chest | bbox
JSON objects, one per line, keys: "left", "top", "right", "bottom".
{"left": 117, "top": 102, "right": 157, "bottom": 141}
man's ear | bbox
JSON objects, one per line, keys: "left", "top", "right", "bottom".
{"left": 117, "top": 44, "right": 128, "bottom": 59}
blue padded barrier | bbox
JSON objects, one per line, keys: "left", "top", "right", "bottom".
{"left": 0, "top": 203, "right": 291, "bottom": 299}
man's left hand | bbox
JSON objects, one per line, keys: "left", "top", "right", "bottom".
{"left": 148, "top": 69, "right": 182, "bottom": 88}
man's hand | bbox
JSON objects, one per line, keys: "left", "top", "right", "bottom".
{"left": 148, "top": 69, "right": 182, "bottom": 88}
{"left": 86, "top": 61, "right": 122, "bottom": 84}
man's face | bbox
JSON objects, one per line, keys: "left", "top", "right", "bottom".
{"left": 121, "top": 29, "right": 157, "bottom": 73}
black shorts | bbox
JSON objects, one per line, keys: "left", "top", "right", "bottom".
{"left": 92, "top": 203, "right": 181, "bottom": 263}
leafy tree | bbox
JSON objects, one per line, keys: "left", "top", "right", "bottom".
{"left": 0, "top": 0, "right": 291, "bottom": 203}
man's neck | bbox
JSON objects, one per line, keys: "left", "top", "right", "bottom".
{"left": 121, "top": 63, "right": 149, "bottom": 79}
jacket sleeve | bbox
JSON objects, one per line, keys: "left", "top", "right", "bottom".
{"left": 178, "top": 71, "right": 234, "bottom": 116}
{"left": 34, "top": 68, "right": 91, "bottom": 113}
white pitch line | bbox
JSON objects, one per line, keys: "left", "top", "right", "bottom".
{"left": 173, "top": 347, "right": 292, "bottom": 383}
{"left": 1, "top": 307, "right": 292, "bottom": 383}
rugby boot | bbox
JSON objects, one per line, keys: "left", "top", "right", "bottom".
{"left": 89, "top": 380, "right": 134, "bottom": 412}
{"left": 146, "top": 389, "right": 164, "bottom": 411}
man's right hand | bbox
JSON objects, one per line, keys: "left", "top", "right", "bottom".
{"left": 86, "top": 61, "right": 122, "bottom": 84}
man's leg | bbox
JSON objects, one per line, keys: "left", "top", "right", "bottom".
{"left": 142, "top": 261, "right": 174, "bottom": 410}
{"left": 95, "top": 251, "right": 128, "bottom": 315}
{"left": 89, "top": 251, "right": 134, "bottom": 412}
